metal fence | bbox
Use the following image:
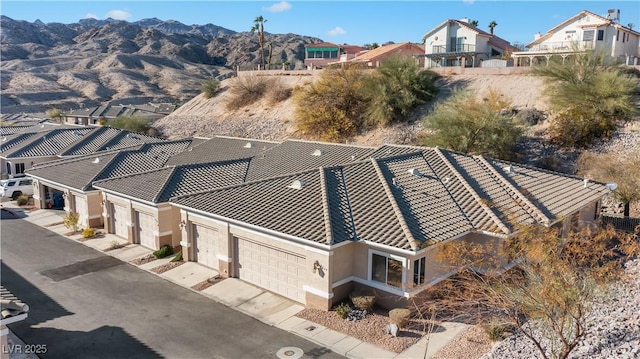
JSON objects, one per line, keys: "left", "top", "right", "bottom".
{"left": 602, "top": 215, "right": 640, "bottom": 233}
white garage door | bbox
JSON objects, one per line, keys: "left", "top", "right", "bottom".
{"left": 136, "top": 211, "right": 156, "bottom": 249}
{"left": 111, "top": 203, "right": 129, "bottom": 239}
{"left": 236, "top": 237, "right": 306, "bottom": 303}
{"left": 193, "top": 224, "right": 218, "bottom": 270}
{"left": 74, "top": 195, "right": 87, "bottom": 227}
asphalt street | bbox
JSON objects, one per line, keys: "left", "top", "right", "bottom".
{"left": 0, "top": 215, "right": 343, "bottom": 359}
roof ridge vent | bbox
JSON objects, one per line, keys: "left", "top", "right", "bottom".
{"left": 312, "top": 149, "right": 324, "bottom": 156}
{"left": 244, "top": 142, "right": 253, "bottom": 148}
{"left": 503, "top": 165, "right": 513, "bottom": 174}
{"left": 288, "top": 179, "right": 306, "bottom": 189}
{"left": 92, "top": 157, "right": 101, "bottom": 164}
{"left": 408, "top": 168, "right": 422, "bottom": 177}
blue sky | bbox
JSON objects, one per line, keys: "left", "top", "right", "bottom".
{"left": 1, "top": 1, "right": 639, "bottom": 46}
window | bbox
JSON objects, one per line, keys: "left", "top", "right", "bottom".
{"left": 597, "top": 30, "right": 604, "bottom": 41}
{"left": 617, "top": 30, "right": 620, "bottom": 41}
{"left": 6, "top": 163, "right": 11, "bottom": 175}
{"left": 18, "top": 179, "right": 32, "bottom": 186}
{"left": 583, "top": 30, "right": 594, "bottom": 42}
{"left": 371, "top": 253, "right": 403, "bottom": 287}
{"left": 413, "top": 257, "right": 426, "bottom": 286}
{"left": 15, "top": 163, "right": 25, "bottom": 174}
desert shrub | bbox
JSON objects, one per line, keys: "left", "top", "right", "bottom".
{"left": 349, "top": 289, "right": 376, "bottom": 310}
{"left": 153, "top": 244, "right": 174, "bottom": 259}
{"left": 515, "top": 108, "right": 546, "bottom": 126}
{"left": 364, "top": 55, "right": 439, "bottom": 126}
{"left": 421, "top": 89, "right": 524, "bottom": 159}
{"left": 293, "top": 65, "right": 369, "bottom": 142}
{"left": 63, "top": 212, "right": 80, "bottom": 233}
{"left": 266, "top": 79, "right": 293, "bottom": 105}
{"left": 533, "top": 50, "right": 637, "bottom": 148}
{"left": 201, "top": 79, "right": 221, "bottom": 99}
{"left": 335, "top": 302, "right": 351, "bottom": 319}
{"left": 388, "top": 308, "right": 412, "bottom": 328}
{"left": 98, "top": 118, "right": 107, "bottom": 126}
{"left": 46, "top": 108, "right": 62, "bottom": 120}
{"left": 225, "top": 75, "right": 268, "bottom": 110}
{"left": 16, "top": 194, "right": 29, "bottom": 206}
{"left": 170, "top": 251, "right": 183, "bottom": 262}
{"left": 82, "top": 227, "right": 96, "bottom": 239}
{"left": 107, "top": 116, "right": 151, "bottom": 134}
{"left": 483, "top": 321, "right": 515, "bottom": 341}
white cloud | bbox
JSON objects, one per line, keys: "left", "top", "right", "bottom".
{"left": 106, "top": 10, "right": 132, "bottom": 20}
{"left": 83, "top": 13, "right": 98, "bottom": 19}
{"left": 327, "top": 26, "right": 346, "bottom": 37}
{"left": 462, "top": 0, "right": 475, "bottom": 4}
{"left": 264, "top": 1, "right": 292, "bottom": 13}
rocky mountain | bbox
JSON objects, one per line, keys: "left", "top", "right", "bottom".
{"left": 0, "top": 16, "right": 320, "bottom": 113}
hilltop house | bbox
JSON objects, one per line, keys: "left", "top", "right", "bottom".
{"left": 26, "top": 136, "right": 610, "bottom": 310}
{"left": 422, "top": 18, "right": 518, "bottom": 68}
{"left": 304, "top": 42, "right": 365, "bottom": 69}
{"left": 511, "top": 9, "right": 640, "bottom": 66}
{"left": 62, "top": 103, "right": 176, "bottom": 126}
{"left": 346, "top": 42, "right": 426, "bottom": 68}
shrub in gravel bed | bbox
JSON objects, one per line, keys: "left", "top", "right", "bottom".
{"left": 389, "top": 308, "right": 412, "bottom": 328}
{"left": 350, "top": 289, "right": 376, "bottom": 310}
{"left": 335, "top": 303, "right": 350, "bottom": 319}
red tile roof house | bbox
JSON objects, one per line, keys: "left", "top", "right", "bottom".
{"left": 34, "top": 135, "right": 611, "bottom": 311}
{"left": 422, "top": 18, "right": 518, "bottom": 68}
{"left": 511, "top": 9, "right": 640, "bottom": 66}
{"left": 304, "top": 42, "right": 365, "bottom": 69}
{"left": 347, "top": 42, "right": 426, "bottom": 68}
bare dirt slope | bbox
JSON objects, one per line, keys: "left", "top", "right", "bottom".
{"left": 156, "top": 72, "right": 549, "bottom": 145}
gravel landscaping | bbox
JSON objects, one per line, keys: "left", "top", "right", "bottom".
{"left": 130, "top": 254, "right": 157, "bottom": 266}
{"left": 150, "top": 261, "right": 184, "bottom": 274}
{"left": 191, "top": 276, "right": 225, "bottom": 291}
{"left": 482, "top": 259, "right": 640, "bottom": 359}
{"left": 431, "top": 325, "right": 494, "bottom": 359}
{"left": 297, "top": 306, "right": 434, "bottom": 353}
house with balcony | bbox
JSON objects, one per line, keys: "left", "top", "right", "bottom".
{"left": 422, "top": 18, "right": 518, "bottom": 68}
{"left": 512, "top": 9, "right": 640, "bottom": 66}
{"left": 304, "top": 42, "right": 365, "bottom": 69}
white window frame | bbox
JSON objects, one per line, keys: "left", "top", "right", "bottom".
{"left": 367, "top": 249, "right": 406, "bottom": 291}
{"left": 413, "top": 256, "right": 427, "bottom": 287}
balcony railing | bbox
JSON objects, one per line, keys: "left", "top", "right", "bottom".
{"left": 527, "top": 41, "right": 594, "bottom": 52}
{"left": 431, "top": 44, "right": 476, "bottom": 53}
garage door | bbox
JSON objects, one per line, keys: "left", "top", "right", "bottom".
{"left": 111, "top": 203, "right": 129, "bottom": 239}
{"left": 136, "top": 211, "right": 156, "bottom": 249}
{"left": 193, "top": 224, "right": 218, "bottom": 270}
{"left": 236, "top": 238, "right": 306, "bottom": 303}
{"left": 74, "top": 195, "right": 87, "bottom": 226}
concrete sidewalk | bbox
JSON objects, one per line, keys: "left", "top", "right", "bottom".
{"left": 4, "top": 203, "right": 468, "bottom": 359}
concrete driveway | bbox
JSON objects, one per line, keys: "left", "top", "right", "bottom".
{"left": 1, "top": 216, "right": 343, "bottom": 359}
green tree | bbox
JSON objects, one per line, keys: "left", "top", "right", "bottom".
{"left": 578, "top": 151, "right": 640, "bottom": 217}
{"left": 421, "top": 89, "right": 524, "bottom": 159}
{"left": 364, "top": 55, "right": 439, "bottom": 126}
{"left": 427, "top": 224, "right": 640, "bottom": 359}
{"left": 293, "top": 64, "right": 369, "bottom": 142}
{"left": 469, "top": 19, "right": 479, "bottom": 27}
{"left": 46, "top": 108, "right": 62, "bottom": 121}
{"left": 250, "top": 15, "right": 268, "bottom": 69}
{"left": 488, "top": 20, "right": 498, "bottom": 35}
{"left": 107, "top": 116, "right": 151, "bottom": 134}
{"left": 370, "top": 42, "right": 379, "bottom": 50}
{"left": 533, "top": 50, "right": 638, "bottom": 148}
{"left": 201, "top": 79, "right": 221, "bottom": 99}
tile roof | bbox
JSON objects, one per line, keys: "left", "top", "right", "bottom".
{"left": 173, "top": 168, "right": 333, "bottom": 244}
{"left": 59, "top": 127, "right": 125, "bottom": 156}
{"left": 1, "top": 285, "right": 29, "bottom": 320}
{"left": 0, "top": 126, "right": 34, "bottom": 136}
{"left": 1, "top": 128, "right": 93, "bottom": 158}
{"left": 166, "top": 136, "right": 279, "bottom": 166}
{"left": 95, "top": 130, "right": 166, "bottom": 152}
{"left": 26, "top": 143, "right": 178, "bottom": 191}
{"left": 94, "top": 159, "right": 251, "bottom": 203}
{"left": 423, "top": 19, "right": 517, "bottom": 52}
{"left": 172, "top": 143, "right": 610, "bottom": 251}
{"left": 245, "top": 140, "right": 375, "bottom": 181}
{"left": 350, "top": 42, "right": 423, "bottom": 62}
{"left": 0, "top": 133, "right": 39, "bottom": 153}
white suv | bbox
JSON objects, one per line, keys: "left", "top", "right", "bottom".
{"left": 1, "top": 177, "right": 34, "bottom": 200}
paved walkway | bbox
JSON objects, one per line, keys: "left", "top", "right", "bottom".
{"left": 1, "top": 203, "right": 469, "bottom": 359}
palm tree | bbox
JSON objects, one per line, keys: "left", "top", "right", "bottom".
{"left": 470, "top": 20, "right": 479, "bottom": 27}
{"left": 250, "top": 15, "right": 267, "bottom": 69}
{"left": 488, "top": 20, "right": 498, "bottom": 35}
